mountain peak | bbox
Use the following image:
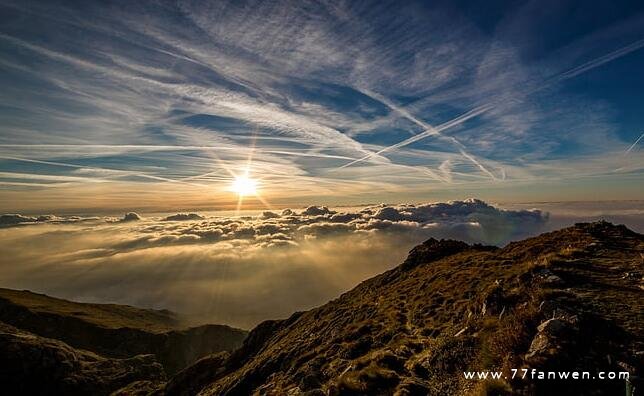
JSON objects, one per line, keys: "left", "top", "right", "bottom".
{"left": 165, "top": 222, "right": 641, "bottom": 395}
{"left": 402, "top": 238, "right": 496, "bottom": 270}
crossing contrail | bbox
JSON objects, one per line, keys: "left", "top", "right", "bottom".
{"left": 337, "top": 104, "right": 492, "bottom": 170}
{"left": 337, "top": 38, "right": 644, "bottom": 174}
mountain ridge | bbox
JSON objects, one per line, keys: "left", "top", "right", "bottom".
{"left": 1, "top": 221, "right": 641, "bottom": 395}
{"left": 158, "top": 221, "right": 643, "bottom": 395}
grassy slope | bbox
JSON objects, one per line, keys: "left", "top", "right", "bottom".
{"left": 190, "top": 222, "right": 642, "bottom": 395}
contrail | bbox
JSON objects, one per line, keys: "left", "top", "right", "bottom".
{"left": 0, "top": 156, "right": 209, "bottom": 187}
{"left": 0, "top": 144, "right": 357, "bottom": 160}
{"left": 625, "top": 132, "right": 644, "bottom": 154}
{"left": 353, "top": 90, "right": 496, "bottom": 181}
{"left": 337, "top": 104, "right": 492, "bottom": 169}
{"left": 458, "top": 149, "right": 497, "bottom": 180}
{"left": 338, "top": 38, "right": 644, "bottom": 171}
{"left": 554, "top": 38, "right": 644, "bottom": 82}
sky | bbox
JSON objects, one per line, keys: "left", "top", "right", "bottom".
{"left": 0, "top": 0, "right": 642, "bottom": 213}
{"left": 1, "top": 0, "right": 644, "bottom": 327}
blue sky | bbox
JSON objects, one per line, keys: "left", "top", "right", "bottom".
{"left": 0, "top": 0, "right": 643, "bottom": 212}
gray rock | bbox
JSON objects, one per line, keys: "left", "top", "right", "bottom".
{"left": 525, "top": 317, "right": 577, "bottom": 362}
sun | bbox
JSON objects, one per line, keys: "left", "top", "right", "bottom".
{"left": 231, "top": 175, "right": 258, "bottom": 196}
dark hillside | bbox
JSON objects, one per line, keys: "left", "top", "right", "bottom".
{"left": 0, "top": 288, "right": 247, "bottom": 375}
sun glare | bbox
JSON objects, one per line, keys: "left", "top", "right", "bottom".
{"left": 231, "top": 175, "right": 258, "bottom": 196}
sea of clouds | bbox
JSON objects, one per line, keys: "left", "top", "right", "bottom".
{"left": 0, "top": 199, "right": 572, "bottom": 328}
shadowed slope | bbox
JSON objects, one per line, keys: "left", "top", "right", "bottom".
{"left": 0, "top": 289, "right": 247, "bottom": 375}
{"left": 0, "top": 288, "right": 180, "bottom": 332}
{"left": 0, "top": 321, "right": 165, "bottom": 396}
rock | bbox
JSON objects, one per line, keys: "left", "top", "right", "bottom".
{"left": 534, "top": 268, "right": 564, "bottom": 286}
{"left": 537, "top": 318, "right": 569, "bottom": 335}
{"left": 525, "top": 317, "right": 578, "bottom": 362}
{"left": 401, "top": 238, "right": 472, "bottom": 270}
{"left": 480, "top": 284, "right": 505, "bottom": 315}
{"left": 543, "top": 275, "right": 563, "bottom": 285}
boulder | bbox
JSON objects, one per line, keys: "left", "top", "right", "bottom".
{"left": 525, "top": 317, "right": 577, "bottom": 362}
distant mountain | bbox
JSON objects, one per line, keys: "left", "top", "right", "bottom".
{"left": 0, "top": 288, "right": 247, "bottom": 385}
{"left": 1, "top": 222, "right": 642, "bottom": 395}
{"left": 0, "top": 288, "right": 181, "bottom": 333}
{"left": 134, "top": 222, "right": 641, "bottom": 395}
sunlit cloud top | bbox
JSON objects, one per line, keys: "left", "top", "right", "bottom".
{"left": 0, "top": 0, "right": 643, "bottom": 212}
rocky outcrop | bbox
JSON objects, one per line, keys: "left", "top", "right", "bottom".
{"left": 0, "top": 322, "right": 165, "bottom": 396}
{"left": 525, "top": 316, "right": 579, "bottom": 363}
{"left": 401, "top": 238, "right": 472, "bottom": 270}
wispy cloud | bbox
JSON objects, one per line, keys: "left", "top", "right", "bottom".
{"left": 336, "top": 37, "right": 644, "bottom": 174}
{"left": 0, "top": 0, "right": 643, "bottom": 210}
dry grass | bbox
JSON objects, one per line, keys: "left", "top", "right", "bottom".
{"left": 189, "top": 222, "right": 642, "bottom": 396}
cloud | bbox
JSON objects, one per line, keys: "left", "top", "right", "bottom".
{"left": 0, "top": 213, "right": 99, "bottom": 227}
{"left": 151, "top": 199, "right": 549, "bottom": 247}
{"left": 121, "top": 212, "right": 142, "bottom": 222}
{"left": 2, "top": 199, "right": 643, "bottom": 328}
{"left": 1, "top": 1, "right": 643, "bottom": 211}
{"left": 301, "top": 206, "right": 335, "bottom": 216}
{"left": 162, "top": 213, "right": 205, "bottom": 221}
{"left": 3, "top": 199, "right": 548, "bottom": 245}
{"left": 372, "top": 206, "right": 406, "bottom": 221}
{"left": 0, "top": 214, "right": 41, "bottom": 226}
{"left": 260, "top": 211, "right": 280, "bottom": 219}
{"left": 0, "top": 199, "right": 555, "bottom": 328}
